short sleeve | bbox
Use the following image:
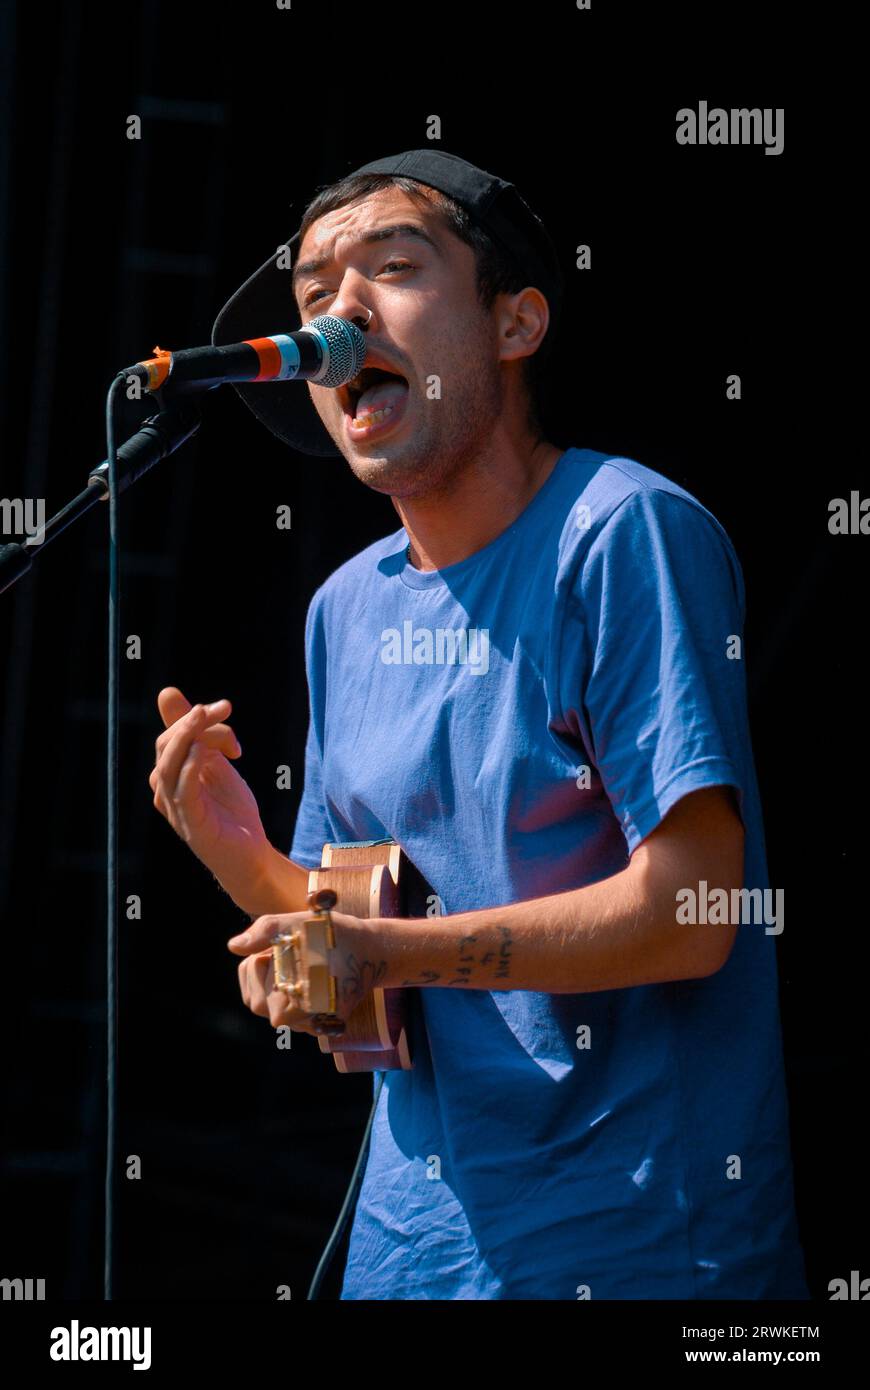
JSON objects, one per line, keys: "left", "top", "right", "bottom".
{"left": 289, "top": 710, "right": 332, "bottom": 869}
{"left": 288, "top": 589, "right": 333, "bottom": 870}
{"left": 559, "top": 487, "right": 749, "bottom": 854}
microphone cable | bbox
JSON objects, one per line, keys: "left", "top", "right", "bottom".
{"left": 103, "top": 371, "right": 127, "bottom": 1299}
{"left": 306, "top": 1071, "right": 385, "bottom": 1300}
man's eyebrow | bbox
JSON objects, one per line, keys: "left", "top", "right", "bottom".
{"left": 291, "top": 223, "right": 442, "bottom": 293}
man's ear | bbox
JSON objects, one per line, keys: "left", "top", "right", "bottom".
{"left": 498, "top": 286, "right": 550, "bottom": 365}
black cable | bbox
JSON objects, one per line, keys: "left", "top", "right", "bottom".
{"left": 104, "top": 372, "right": 127, "bottom": 1300}
{"left": 306, "top": 1071, "right": 385, "bottom": 1300}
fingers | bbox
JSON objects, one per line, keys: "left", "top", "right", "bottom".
{"left": 155, "top": 717, "right": 240, "bottom": 762}
{"left": 149, "top": 690, "right": 241, "bottom": 817}
{"left": 154, "top": 702, "right": 228, "bottom": 802}
{"left": 240, "top": 951, "right": 273, "bottom": 1018}
{"left": 238, "top": 957, "right": 251, "bottom": 1008}
{"left": 157, "top": 724, "right": 240, "bottom": 761}
{"left": 155, "top": 689, "right": 241, "bottom": 760}
{"left": 202, "top": 723, "right": 242, "bottom": 759}
{"left": 268, "top": 990, "right": 301, "bottom": 1030}
{"left": 157, "top": 686, "right": 192, "bottom": 728}
{"left": 238, "top": 950, "right": 316, "bottom": 1034}
{"left": 227, "top": 914, "right": 289, "bottom": 956}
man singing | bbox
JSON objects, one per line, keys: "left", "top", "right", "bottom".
{"left": 149, "top": 149, "right": 809, "bottom": 1300}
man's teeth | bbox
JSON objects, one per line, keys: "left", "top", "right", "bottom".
{"left": 354, "top": 405, "right": 394, "bottom": 427}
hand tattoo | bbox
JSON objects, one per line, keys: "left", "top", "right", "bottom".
{"left": 338, "top": 954, "right": 387, "bottom": 1006}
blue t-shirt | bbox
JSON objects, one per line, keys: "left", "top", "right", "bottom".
{"left": 290, "top": 447, "right": 809, "bottom": 1300}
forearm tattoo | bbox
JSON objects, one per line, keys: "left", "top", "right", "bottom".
{"left": 399, "top": 969, "right": 443, "bottom": 986}
{"left": 446, "top": 925, "right": 514, "bottom": 986}
{"left": 396, "top": 923, "right": 516, "bottom": 988}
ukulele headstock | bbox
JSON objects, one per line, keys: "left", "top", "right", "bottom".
{"left": 271, "top": 888, "right": 346, "bottom": 1035}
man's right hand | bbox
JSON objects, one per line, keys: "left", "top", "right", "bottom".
{"left": 149, "top": 686, "right": 271, "bottom": 904}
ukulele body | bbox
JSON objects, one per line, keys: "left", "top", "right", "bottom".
{"left": 308, "top": 839, "right": 418, "bottom": 1073}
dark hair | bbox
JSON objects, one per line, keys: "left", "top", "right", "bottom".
{"left": 296, "top": 172, "right": 548, "bottom": 435}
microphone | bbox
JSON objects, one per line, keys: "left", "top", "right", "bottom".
{"left": 123, "top": 314, "right": 367, "bottom": 395}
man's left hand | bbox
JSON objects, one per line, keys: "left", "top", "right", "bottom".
{"left": 228, "top": 910, "right": 387, "bottom": 1035}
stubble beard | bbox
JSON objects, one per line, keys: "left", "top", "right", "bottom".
{"left": 338, "top": 361, "right": 505, "bottom": 503}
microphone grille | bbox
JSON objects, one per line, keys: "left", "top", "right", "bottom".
{"left": 304, "top": 314, "right": 367, "bottom": 388}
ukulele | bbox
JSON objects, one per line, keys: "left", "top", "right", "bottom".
{"left": 270, "top": 838, "right": 429, "bottom": 1073}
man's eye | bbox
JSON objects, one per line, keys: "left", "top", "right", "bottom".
{"left": 303, "top": 262, "right": 413, "bottom": 309}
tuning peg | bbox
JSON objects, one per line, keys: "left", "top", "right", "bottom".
{"left": 310, "top": 1013, "right": 347, "bottom": 1037}
{"left": 308, "top": 888, "right": 338, "bottom": 912}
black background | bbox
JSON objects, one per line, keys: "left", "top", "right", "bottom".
{"left": 0, "top": 0, "right": 862, "bottom": 1310}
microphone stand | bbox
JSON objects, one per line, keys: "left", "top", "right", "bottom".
{"left": 0, "top": 396, "right": 202, "bottom": 593}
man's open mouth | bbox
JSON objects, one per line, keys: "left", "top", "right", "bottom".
{"left": 343, "top": 365, "right": 409, "bottom": 426}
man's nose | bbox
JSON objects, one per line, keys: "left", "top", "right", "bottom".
{"left": 334, "top": 305, "right": 372, "bottom": 334}
{"left": 329, "top": 273, "right": 374, "bottom": 331}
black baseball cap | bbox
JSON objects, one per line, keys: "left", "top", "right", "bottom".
{"left": 211, "top": 149, "right": 564, "bottom": 458}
